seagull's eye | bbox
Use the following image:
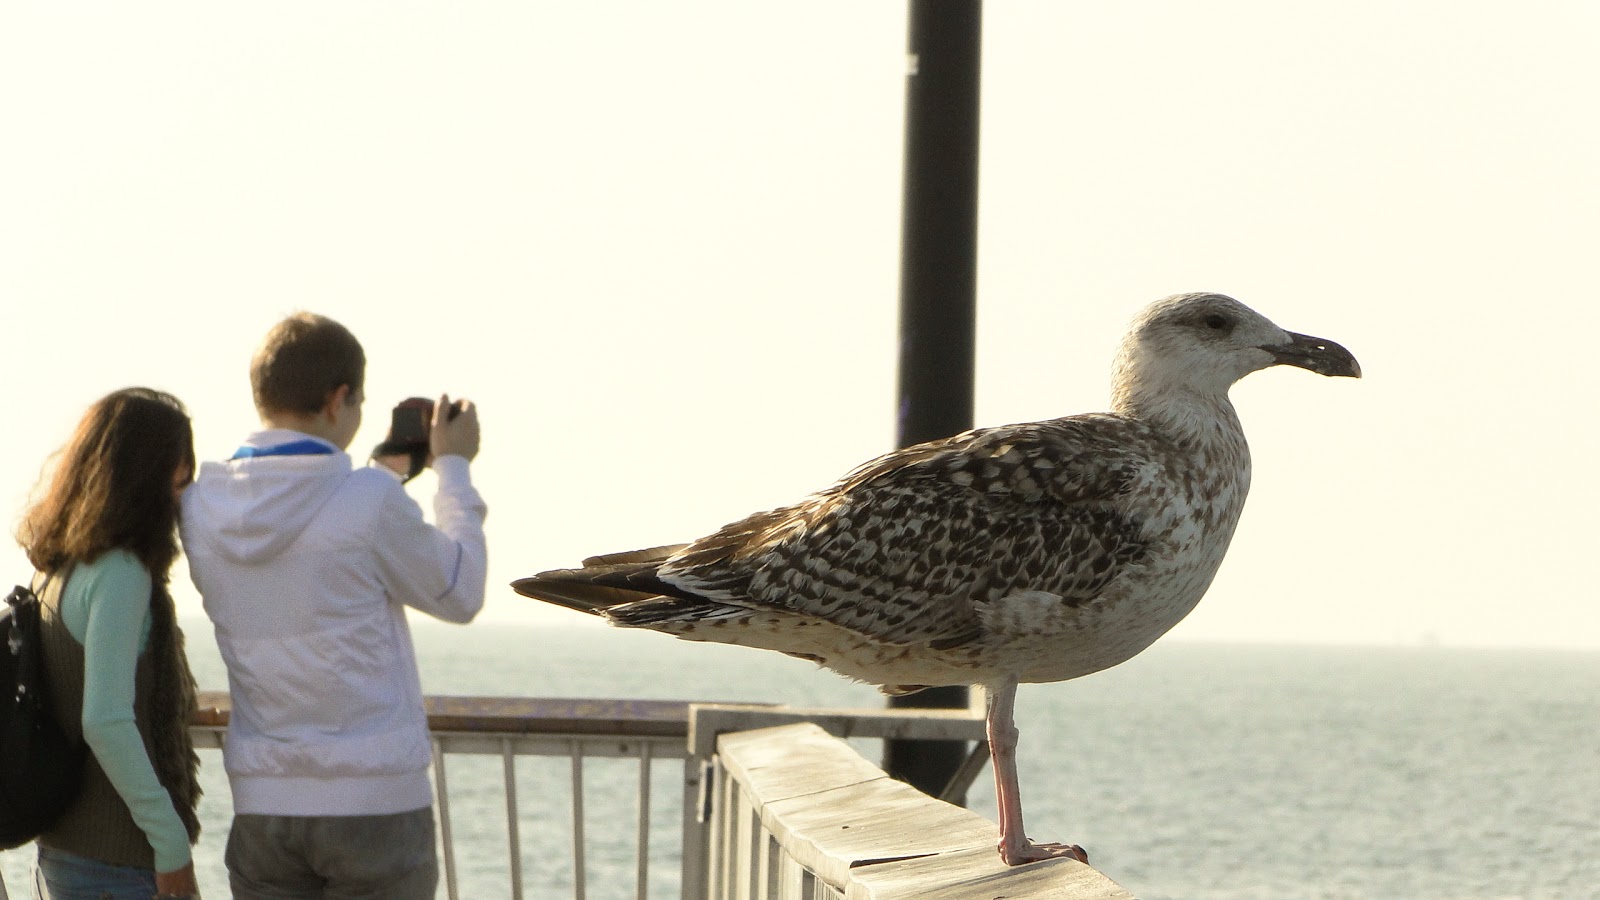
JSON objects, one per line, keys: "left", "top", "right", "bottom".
{"left": 1203, "top": 314, "right": 1231, "bottom": 331}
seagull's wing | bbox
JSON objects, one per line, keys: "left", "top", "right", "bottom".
{"left": 659, "top": 414, "right": 1163, "bottom": 647}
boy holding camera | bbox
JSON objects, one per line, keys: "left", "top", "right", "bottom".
{"left": 180, "top": 312, "right": 486, "bottom": 899}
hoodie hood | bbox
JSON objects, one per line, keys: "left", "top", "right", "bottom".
{"left": 182, "top": 430, "right": 352, "bottom": 565}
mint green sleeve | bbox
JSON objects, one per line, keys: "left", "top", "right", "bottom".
{"left": 76, "top": 552, "right": 193, "bottom": 873}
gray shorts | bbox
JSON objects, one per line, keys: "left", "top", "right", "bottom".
{"left": 225, "top": 808, "right": 438, "bottom": 900}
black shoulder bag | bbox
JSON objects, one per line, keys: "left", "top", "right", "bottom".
{"left": 0, "top": 577, "right": 86, "bottom": 848}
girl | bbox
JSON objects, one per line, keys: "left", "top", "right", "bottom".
{"left": 17, "top": 388, "right": 203, "bottom": 900}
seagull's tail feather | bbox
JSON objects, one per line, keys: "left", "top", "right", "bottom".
{"left": 512, "top": 545, "right": 710, "bottom": 620}
{"left": 511, "top": 566, "right": 645, "bottom": 616}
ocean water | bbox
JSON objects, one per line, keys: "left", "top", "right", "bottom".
{"left": 4, "top": 621, "right": 1597, "bottom": 899}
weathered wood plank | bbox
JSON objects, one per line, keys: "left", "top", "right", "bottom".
{"left": 764, "top": 778, "right": 999, "bottom": 881}
{"left": 716, "top": 723, "right": 1136, "bottom": 900}
{"left": 718, "top": 720, "right": 888, "bottom": 803}
{"left": 847, "top": 848, "right": 1136, "bottom": 900}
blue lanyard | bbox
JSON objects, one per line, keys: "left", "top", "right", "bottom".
{"left": 231, "top": 439, "right": 337, "bottom": 460}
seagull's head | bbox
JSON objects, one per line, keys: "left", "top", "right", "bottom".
{"left": 1113, "top": 293, "right": 1361, "bottom": 408}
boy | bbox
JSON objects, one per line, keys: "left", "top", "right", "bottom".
{"left": 181, "top": 312, "right": 486, "bottom": 899}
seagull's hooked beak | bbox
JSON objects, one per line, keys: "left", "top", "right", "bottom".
{"left": 1266, "top": 332, "right": 1362, "bottom": 378}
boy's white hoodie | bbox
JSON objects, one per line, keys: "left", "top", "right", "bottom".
{"left": 180, "top": 429, "right": 487, "bottom": 816}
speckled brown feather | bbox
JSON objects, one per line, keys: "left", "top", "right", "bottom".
{"left": 659, "top": 416, "right": 1162, "bottom": 644}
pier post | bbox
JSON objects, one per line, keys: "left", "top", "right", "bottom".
{"left": 887, "top": 0, "right": 983, "bottom": 800}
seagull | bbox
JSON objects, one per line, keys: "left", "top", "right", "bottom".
{"left": 513, "top": 292, "right": 1360, "bottom": 866}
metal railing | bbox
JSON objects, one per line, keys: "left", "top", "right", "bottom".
{"left": 186, "top": 690, "right": 1127, "bottom": 900}
{"left": 422, "top": 695, "right": 704, "bottom": 900}
{"left": 192, "top": 693, "right": 699, "bottom": 900}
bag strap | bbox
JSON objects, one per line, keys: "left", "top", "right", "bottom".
{"left": 6, "top": 572, "right": 57, "bottom": 616}
{"left": 27, "top": 570, "right": 55, "bottom": 597}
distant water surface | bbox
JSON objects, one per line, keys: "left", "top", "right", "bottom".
{"left": 4, "top": 622, "right": 1596, "bottom": 899}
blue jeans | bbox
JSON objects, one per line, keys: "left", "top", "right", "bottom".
{"left": 32, "top": 845, "right": 157, "bottom": 900}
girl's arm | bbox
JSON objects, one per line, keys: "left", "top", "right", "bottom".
{"left": 75, "top": 551, "right": 193, "bottom": 874}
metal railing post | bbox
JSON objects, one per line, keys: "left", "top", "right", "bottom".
{"left": 432, "top": 739, "right": 460, "bottom": 900}
{"left": 502, "top": 737, "right": 524, "bottom": 900}
{"left": 889, "top": 0, "right": 985, "bottom": 798}
{"left": 569, "top": 738, "right": 587, "bottom": 900}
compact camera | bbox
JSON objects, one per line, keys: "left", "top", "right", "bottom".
{"left": 374, "top": 397, "right": 463, "bottom": 482}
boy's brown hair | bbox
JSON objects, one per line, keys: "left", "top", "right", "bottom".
{"left": 250, "top": 313, "right": 366, "bottom": 416}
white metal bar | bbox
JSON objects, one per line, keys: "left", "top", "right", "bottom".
{"left": 770, "top": 833, "right": 783, "bottom": 899}
{"left": 722, "top": 765, "right": 740, "bottom": 900}
{"left": 740, "top": 791, "right": 760, "bottom": 900}
{"left": 635, "top": 740, "right": 653, "bottom": 900}
{"left": 432, "top": 738, "right": 460, "bottom": 900}
{"left": 570, "top": 738, "right": 587, "bottom": 900}
{"left": 711, "top": 759, "right": 730, "bottom": 900}
{"left": 705, "top": 758, "right": 725, "bottom": 900}
{"left": 938, "top": 739, "right": 991, "bottom": 803}
{"left": 502, "top": 737, "right": 523, "bottom": 900}
{"left": 681, "top": 758, "right": 710, "bottom": 900}
{"left": 757, "top": 830, "right": 774, "bottom": 900}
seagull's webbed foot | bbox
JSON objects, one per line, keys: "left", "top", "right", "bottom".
{"left": 998, "top": 837, "right": 1089, "bottom": 866}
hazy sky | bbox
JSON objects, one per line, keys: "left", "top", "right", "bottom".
{"left": 3, "top": 2, "right": 1596, "bottom": 649}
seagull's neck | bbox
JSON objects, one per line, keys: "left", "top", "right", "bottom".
{"left": 1112, "top": 382, "right": 1248, "bottom": 462}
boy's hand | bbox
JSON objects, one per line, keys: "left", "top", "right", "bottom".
{"left": 431, "top": 394, "right": 480, "bottom": 463}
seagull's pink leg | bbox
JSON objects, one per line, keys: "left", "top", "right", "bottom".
{"left": 986, "top": 679, "right": 1088, "bottom": 866}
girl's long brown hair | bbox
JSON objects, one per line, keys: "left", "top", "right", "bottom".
{"left": 18, "top": 387, "right": 194, "bottom": 581}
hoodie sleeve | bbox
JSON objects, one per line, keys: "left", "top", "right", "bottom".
{"left": 373, "top": 454, "right": 488, "bottom": 623}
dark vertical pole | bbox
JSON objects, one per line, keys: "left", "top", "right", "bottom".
{"left": 884, "top": 0, "right": 982, "bottom": 799}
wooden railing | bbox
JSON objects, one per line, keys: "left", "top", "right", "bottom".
{"left": 699, "top": 721, "right": 1135, "bottom": 900}
{"left": 182, "top": 691, "right": 1134, "bottom": 899}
